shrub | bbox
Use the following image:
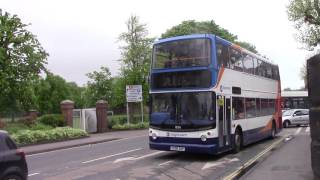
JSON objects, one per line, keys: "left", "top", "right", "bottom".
{"left": 37, "top": 114, "right": 65, "bottom": 127}
{"left": 111, "top": 122, "right": 149, "bottom": 130}
{"left": 108, "top": 114, "right": 149, "bottom": 128}
{"left": 3, "top": 122, "right": 28, "bottom": 134}
{"left": 11, "top": 127, "right": 88, "bottom": 145}
{"left": 29, "top": 123, "right": 53, "bottom": 131}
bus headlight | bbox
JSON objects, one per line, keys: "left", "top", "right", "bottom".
{"left": 152, "top": 133, "right": 157, "bottom": 140}
{"left": 201, "top": 135, "right": 207, "bottom": 142}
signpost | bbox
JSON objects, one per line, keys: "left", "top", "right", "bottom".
{"left": 126, "top": 85, "right": 143, "bottom": 124}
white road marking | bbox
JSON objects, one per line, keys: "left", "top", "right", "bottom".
{"left": 26, "top": 135, "right": 146, "bottom": 157}
{"left": 306, "top": 127, "right": 310, "bottom": 132}
{"left": 82, "top": 148, "right": 143, "bottom": 164}
{"left": 159, "top": 160, "right": 173, "bottom": 166}
{"left": 28, "top": 173, "right": 40, "bottom": 177}
{"left": 113, "top": 151, "right": 165, "bottom": 163}
{"left": 113, "top": 157, "right": 136, "bottom": 163}
{"left": 295, "top": 127, "right": 302, "bottom": 135}
{"left": 223, "top": 136, "right": 285, "bottom": 180}
{"left": 202, "top": 158, "right": 239, "bottom": 170}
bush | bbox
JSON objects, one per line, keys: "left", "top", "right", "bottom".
{"left": 111, "top": 122, "right": 149, "bottom": 130}
{"left": 108, "top": 114, "right": 149, "bottom": 128}
{"left": 29, "top": 123, "right": 53, "bottom": 131}
{"left": 37, "top": 114, "right": 65, "bottom": 127}
{"left": 3, "top": 122, "right": 28, "bottom": 134}
{"left": 11, "top": 127, "right": 88, "bottom": 145}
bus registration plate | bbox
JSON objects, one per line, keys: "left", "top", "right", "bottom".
{"left": 170, "top": 146, "right": 185, "bottom": 152}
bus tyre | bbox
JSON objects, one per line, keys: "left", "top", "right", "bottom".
{"left": 233, "top": 129, "right": 242, "bottom": 153}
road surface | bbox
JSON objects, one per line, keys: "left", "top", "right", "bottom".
{"left": 26, "top": 127, "right": 310, "bottom": 180}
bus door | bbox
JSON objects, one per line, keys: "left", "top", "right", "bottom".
{"left": 217, "top": 95, "right": 231, "bottom": 148}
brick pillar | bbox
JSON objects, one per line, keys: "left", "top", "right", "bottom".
{"left": 28, "top": 110, "right": 38, "bottom": 122}
{"left": 60, "top": 100, "right": 74, "bottom": 127}
{"left": 96, "top": 100, "right": 108, "bottom": 133}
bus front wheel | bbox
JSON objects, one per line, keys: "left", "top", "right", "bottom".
{"left": 233, "top": 129, "right": 242, "bottom": 153}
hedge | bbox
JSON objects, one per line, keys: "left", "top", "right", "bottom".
{"left": 37, "top": 114, "right": 65, "bottom": 127}
{"left": 11, "top": 127, "right": 88, "bottom": 145}
{"left": 108, "top": 114, "right": 149, "bottom": 129}
{"left": 111, "top": 122, "right": 149, "bottom": 130}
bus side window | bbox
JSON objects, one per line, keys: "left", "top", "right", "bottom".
{"left": 232, "top": 97, "right": 245, "bottom": 120}
{"left": 229, "top": 48, "right": 243, "bottom": 72}
{"left": 256, "top": 59, "right": 264, "bottom": 77}
{"left": 272, "top": 65, "right": 280, "bottom": 80}
{"left": 245, "top": 98, "right": 257, "bottom": 118}
{"left": 261, "top": 99, "right": 269, "bottom": 116}
{"left": 253, "top": 58, "right": 258, "bottom": 75}
{"left": 216, "top": 43, "right": 230, "bottom": 68}
{"left": 266, "top": 64, "right": 273, "bottom": 79}
{"left": 243, "top": 53, "right": 254, "bottom": 74}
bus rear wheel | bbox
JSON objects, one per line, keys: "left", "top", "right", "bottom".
{"left": 233, "top": 129, "right": 242, "bottom": 153}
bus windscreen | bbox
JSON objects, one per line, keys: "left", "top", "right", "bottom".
{"left": 153, "top": 39, "right": 211, "bottom": 69}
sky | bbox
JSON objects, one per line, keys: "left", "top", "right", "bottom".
{"left": 1, "top": 0, "right": 311, "bottom": 89}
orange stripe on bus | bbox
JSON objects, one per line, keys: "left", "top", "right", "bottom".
{"left": 214, "top": 66, "right": 225, "bottom": 88}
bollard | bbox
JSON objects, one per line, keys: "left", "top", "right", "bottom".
{"left": 60, "top": 100, "right": 74, "bottom": 127}
{"left": 28, "top": 110, "right": 38, "bottom": 121}
{"left": 96, "top": 100, "right": 108, "bottom": 133}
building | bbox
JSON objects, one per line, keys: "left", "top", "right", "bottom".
{"left": 281, "top": 91, "right": 308, "bottom": 109}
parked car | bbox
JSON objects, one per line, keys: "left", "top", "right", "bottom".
{"left": 0, "top": 130, "right": 28, "bottom": 180}
{"left": 282, "top": 109, "right": 309, "bottom": 128}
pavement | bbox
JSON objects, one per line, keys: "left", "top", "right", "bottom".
{"left": 24, "top": 127, "right": 314, "bottom": 180}
{"left": 241, "top": 126, "right": 313, "bottom": 180}
{"left": 21, "top": 129, "right": 147, "bottom": 155}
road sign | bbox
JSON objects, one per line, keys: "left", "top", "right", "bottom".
{"left": 126, "top": 85, "right": 142, "bottom": 102}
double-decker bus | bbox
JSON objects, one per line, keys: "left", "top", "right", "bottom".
{"left": 149, "top": 34, "right": 282, "bottom": 154}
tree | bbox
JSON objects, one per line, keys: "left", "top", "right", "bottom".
{"left": 85, "top": 66, "right": 113, "bottom": 107}
{"left": 118, "top": 15, "right": 154, "bottom": 106}
{"left": 0, "top": 9, "right": 48, "bottom": 115}
{"left": 300, "top": 62, "right": 307, "bottom": 88}
{"left": 161, "top": 20, "right": 258, "bottom": 53}
{"left": 287, "top": 0, "right": 320, "bottom": 49}
{"left": 66, "top": 82, "right": 86, "bottom": 109}
{"left": 34, "top": 73, "right": 71, "bottom": 114}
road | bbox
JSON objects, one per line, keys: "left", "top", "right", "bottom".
{"left": 241, "top": 125, "right": 312, "bottom": 180}
{"left": 26, "top": 127, "right": 310, "bottom": 180}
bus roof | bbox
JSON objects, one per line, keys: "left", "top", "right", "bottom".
{"left": 154, "top": 34, "right": 277, "bottom": 66}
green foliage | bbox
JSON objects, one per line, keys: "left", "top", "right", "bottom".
{"left": 37, "top": 114, "right": 65, "bottom": 127}
{"left": 0, "top": 9, "right": 48, "bottom": 114}
{"left": 161, "top": 20, "right": 237, "bottom": 41}
{"left": 4, "top": 121, "right": 53, "bottom": 134}
{"left": 67, "top": 82, "right": 86, "bottom": 109}
{"left": 161, "top": 20, "right": 258, "bottom": 53}
{"left": 33, "top": 73, "right": 71, "bottom": 114}
{"left": 84, "top": 67, "right": 113, "bottom": 107}
{"left": 11, "top": 127, "right": 88, "bottom": 145}
{"left": 118, "top": 15, "right": 154, "bottom": 106}
{"left": 108, "top": 114, "right": 149, "bottom": 129}
{"left": 112, "top": 122, "right": 149, "bottom": 130}
{"left": 287, "top": 0, "right": 320, "bottom": 49}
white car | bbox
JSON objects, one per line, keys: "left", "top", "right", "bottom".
{"left": 282, "top": 109, "right": 309, "bottom": 128}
